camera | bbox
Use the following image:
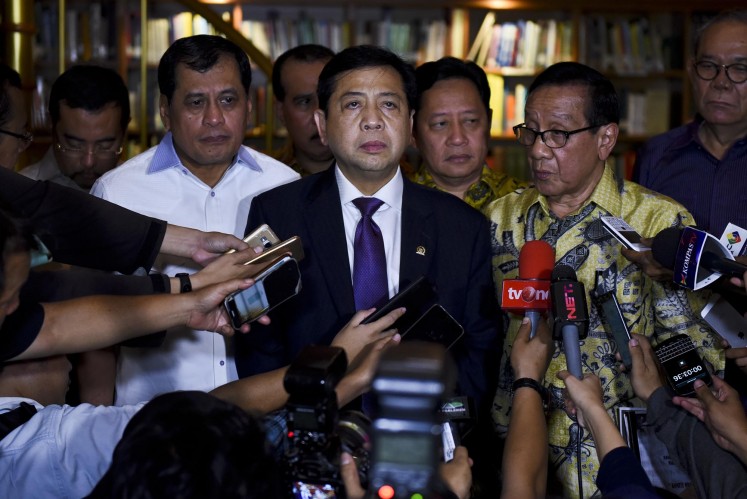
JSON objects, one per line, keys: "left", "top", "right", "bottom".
{"left": 367, "top": 341, "right": 457, "bottom": 499}
{"left": 283, "top": 345, "right": 371, "bottom": 498}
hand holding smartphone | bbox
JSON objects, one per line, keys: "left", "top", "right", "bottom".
{"left": 223, "top": 255, "right": 301, "bottom": 328}
{"left": 601, "top": 216, "right": 650, "bottom": 252}
{"left": 226, "top": 224, "right": 280, "bottom": 254}
{"left": 243, "top": 235, "right": 305, "bottom": 266}
{"left": 360, "top": 275, "right": 436, "bottom": 332}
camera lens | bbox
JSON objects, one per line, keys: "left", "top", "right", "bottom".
{"left": 338, "top": 410, "right": 371, "bottom": 488}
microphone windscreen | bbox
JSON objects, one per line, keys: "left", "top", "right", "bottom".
{"left": 518, "top": 240, "right": 555, "bottom": 280}
{"left": 651, "top": 227, "right": 683, "bottom": 270}
{"left": 551, "top": 264, "right": 577, "bottom": 282}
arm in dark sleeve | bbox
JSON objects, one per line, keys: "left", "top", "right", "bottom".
{"left": 0, "top": 302, "right": 44, "bottom": 362}
{"left": 596, "top": 447, "right": 658, "bottom": 498}
{"left": 647, "top": 387, "right": 747, "bottom": 499}
{"left": 0, "top": 168, "right": 165, "bottom": 274}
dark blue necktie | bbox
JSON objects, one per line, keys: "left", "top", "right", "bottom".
{"left": 352, "top": 197, "right": 388, "bottom": 310}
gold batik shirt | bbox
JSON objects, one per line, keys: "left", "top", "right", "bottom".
{"left": 410, "top": 164, "right": 528, "bottom": 213}
{"left": 486, "top": 164, "right": 723, "bottom": 497}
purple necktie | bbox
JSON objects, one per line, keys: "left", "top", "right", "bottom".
{"left": 352, "top": 197, "right": 388, "bottom": 310}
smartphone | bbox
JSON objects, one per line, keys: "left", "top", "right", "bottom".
{"left": 243, "top": 236, "right": 305, "bottom": 266}
{"left": 654, "top": 334, "right": 712, "bottom": 396}
{"left": 701, "top": 294, "right": 747, "bottom": 348}
{"left": 226, "top": 224, "right": 280, "bottom": 254}
{"left": 593, "top": 290, "right": 633, "bottom": 369}
{"left": 223, "top": 255, "right": 302, "bottom": 328}
{"left": 360, "top": 275, "right": 436, "bottom": 331}
{"left": 401, "top": 304, "right": 464, "bottom": 350}
{"left": 601, "top": 216, "right": 650, "bottom": 252}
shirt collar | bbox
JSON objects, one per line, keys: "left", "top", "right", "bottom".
{"left": 147, "top": 132, "right": 262, "bottom": 174}
{"left": 335, "top": 164, "right": 404, "bottom": 212}
{"left": 536, "top": 163, "right": 622, "bottom": 217}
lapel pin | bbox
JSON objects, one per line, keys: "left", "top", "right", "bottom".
{"left": 416, "top": 246, "right": 426, "bottom": 256}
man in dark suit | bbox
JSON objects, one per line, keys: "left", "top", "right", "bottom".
{"left": 235, "top": 46, "right": 500, "bottom": 408}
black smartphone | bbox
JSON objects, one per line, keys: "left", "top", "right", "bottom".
{"left": 360, "top": 275, "right": 436, "bottom": 332}
{"left": 223, "top": 255, "right": 302, "bottom": 328}
{"left": 654, "top": 334, "right": 712, "bottom": 396}
{"left": 593, "top": 290, "right": 633, "bottom": 369}
{"left": 401, "top": 304, "right": 464, "bottom": 350}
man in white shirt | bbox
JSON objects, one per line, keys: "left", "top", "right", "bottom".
{"left": 19, "top": 65, "right": 129, "bottom": 190}
{"left": 92, "top": 35, "right": 299, "bottom": 405}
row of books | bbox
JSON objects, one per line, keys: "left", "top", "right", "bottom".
{"left": 468, "top": 12, "right": 680, "bottom": 76}
{"left": 468, "top": 15, "right": 574, "bottom": 73}
{"left": 485, "top": 75, "right": 674, "bottom": 138}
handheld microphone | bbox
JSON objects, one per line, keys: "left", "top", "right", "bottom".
{"left": 652, "top": 227, "right": 747, "bottom": 290}
{"left": 550, "top": 265, "right": 588, "bottom": 379}
{"left": 501, "top": 240, "right": 555, "bottom": 338}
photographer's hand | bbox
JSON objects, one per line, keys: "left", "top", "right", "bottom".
{"left": 725, "top": 346, "right": 747, "bottom": 376}
{"left": 628, "top": 334, "right": 665, "bottom": 403}
{"left": 439, "top": 446, "right": 473, "bottom": 499}
{"left": 340, "top": 452, "right": 365, "bottom": 499}
{"left": 332, "top": 307, "right": 405, "bottom": 363}
{"left": 673, "top": 376, "right": 747, "bottom": 465}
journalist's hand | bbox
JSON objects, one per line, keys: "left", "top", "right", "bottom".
{"left": 510, "top": 316, "right": 553, "bottom": 381}
{"left": 627, "top": 334, "right": 664, "bottom": 402}
{"left": 185, "top": 278, "right": 269, "bottom": 336}
{"left": 439, "top": 446, "right": 473, "bottom": 499}
{"left": 621, "top": 237, "right": 672, "bottom": 281}
{"left": 337, "top": 332, "right": 401, "bottom": 407}
{"left": 725, "top": 346, "right": 747, "bottom": 375}
{"left": 673, "top": 376, "right": 747, "bottom": 464}
{"left": 186, "top": 247, "right": 265, "bottom": 291}
{"left": 556, "top": 371, "right": 605, "bottom": 428}
{"left": 332, "top": 307, "right": 405, "bottom": 363}
{"left": 192, "top": 230, "right": 250, "bottom": 265}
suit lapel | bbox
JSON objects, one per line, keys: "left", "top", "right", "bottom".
{"left": 400, "top": 179, "right": 435, "bottom": 286}
{"left": 304, "top": 169, "right": 356, "bottom": 314}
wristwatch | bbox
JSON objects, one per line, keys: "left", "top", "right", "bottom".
{"left": 175, "top": 273, "right": 192, "bottom": 293}
{"left": 512, "top": 377, "right": 550, "bottom": 412}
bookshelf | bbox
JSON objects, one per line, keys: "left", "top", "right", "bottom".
{"left": 11, "top": 0, "right": 745, "bottom": 177}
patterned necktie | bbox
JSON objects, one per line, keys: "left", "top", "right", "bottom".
{"left": 352, "top": 197, "right": 388, "bottom": 310}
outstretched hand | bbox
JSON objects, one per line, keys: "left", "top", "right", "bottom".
{"left": 621, "top": 237, "right": 672, "bottom": 282}
{"left": 185, "top": 278, "right": 269, "bottom": 336}
{"left": 332, "top": 307, "right": 405, "bottom": 363}
{"left": 627, "top": 334, "right": 664, "bottom": 403}
{"left": 556, "top": 371, "right": 605, "bottom": 428}
{"left": 510, "top": 316, "right": 554, "bottom": 382}
{"left": 188, "top": 247, "right": 266, "bottom": 290}
{"left": 673, "top": 376, "right": 747, "bottom": 463}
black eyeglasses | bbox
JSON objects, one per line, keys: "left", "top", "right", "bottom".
{"left": 693, "top": 61, "right": 747, "bottom": 84}
{"left": 512, "top": 123, "right": 602, "bottom": 149}
{"left": 0, "top": 128, "right": 33, "bottom": 145}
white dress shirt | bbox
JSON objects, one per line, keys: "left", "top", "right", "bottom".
{"left": 335, "top": 165, "right": 403, "bottom": 299}
{"left": 91, "top": 132, "right": 299, "bottom": 405}
{"left": 0, "top": 396, "right": 144, "bottom": 498}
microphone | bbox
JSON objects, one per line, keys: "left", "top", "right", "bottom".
{"left": 501, "top": 240, "right": 555, "bottom": 338}
{"left": 652, "top": 227, "right": 747, "bottom": 290}
{"left": 550, "top": 265, "right": 589, "bottom": 379}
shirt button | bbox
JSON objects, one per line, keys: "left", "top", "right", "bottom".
{"left": 211, "top": 191, "right": 216, "bottom": 197}
{"left": 220, "top": 360, "right": 225, "bottom": 366}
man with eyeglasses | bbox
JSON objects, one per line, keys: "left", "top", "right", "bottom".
{"left": 634, "top": 9, "right": 747, "bottom": 236}
{"left": 0, "top": 64, "right": 33, "bottom": 170}
{"left": 485, "top": 62, "right": 721, "bottom": 497}
{"left": 18, "top": 65, "right": 128, "bottom": 191}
